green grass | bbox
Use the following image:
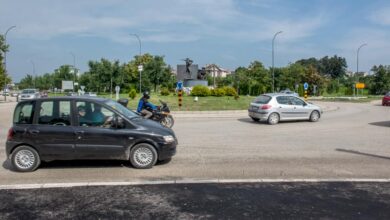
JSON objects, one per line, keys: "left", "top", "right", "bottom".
{"left": 104, "top": 93, "right": 255, "bottom": 111}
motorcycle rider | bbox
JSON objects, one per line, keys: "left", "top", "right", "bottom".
{"left": 137, "top": 91, "right": 157, "bottom": 119}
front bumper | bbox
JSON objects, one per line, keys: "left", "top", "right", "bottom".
{"left": 156, "top": 141, "right": 177, "bottom": 161}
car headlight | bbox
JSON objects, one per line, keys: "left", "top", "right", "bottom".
{"left": 163, "top": 135, "right": 175, "bottom": 143}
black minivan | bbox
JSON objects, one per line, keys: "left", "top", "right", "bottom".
{"left": 6, "top": 97, "right": 177, "bottom": 172}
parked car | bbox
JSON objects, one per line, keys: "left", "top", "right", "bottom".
{"left": 248, "top": 93, "right": 323, "bottom": 125}
{"left": 19, "top": 89, "right": 40, "bottom": 100}
{"left": 279, "top": 89, "right": 299, "bottom": 97}
{"left": 6, "top": 96, "right": 177, "bottom": 172}
{"left": 84, "top": 92, "right": 97, "bottom": 97}
{"left": 11, "top": 91, "right": 20, "bottom": 97}
{"left": 382, "top": 92, "right": 390, "bottom": 106}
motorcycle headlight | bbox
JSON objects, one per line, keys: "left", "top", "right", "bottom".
{"left": 163, "top": 135, "right": 175, "bottom": 143}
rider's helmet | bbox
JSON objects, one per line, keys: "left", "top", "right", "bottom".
{"left": 143, "top": 91, "right": 150, "bottom": 99}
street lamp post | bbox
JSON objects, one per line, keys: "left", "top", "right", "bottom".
{"left": 70, "top": 52, "right": 76, "bottom": 92}
{"left": 30, "top": 60, "right": 35, "bottom": 88}
{"left": 130, "top": 34, "right": 142, "bottom": 93}
{"left": 3, "top": 25, "right": 16, "bottom": 101}
{"left": 272, "top": 31, "right": 283, "bottom": 93}
{"left": 356, "top": 43, "right": 367, "bottom": 96}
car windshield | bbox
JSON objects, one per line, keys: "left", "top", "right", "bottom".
{"left": 253, "top": 95, "right": 271, "bottom": 104}
{"left": 22, "top": 89, "right": 36, "bottom": 94}
{"left": 104, "top": 100, "right": 139, "bottom": 119}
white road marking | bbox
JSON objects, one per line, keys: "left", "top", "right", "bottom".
{"left": 1, "top": 178, "right": 390, "bottom": 190}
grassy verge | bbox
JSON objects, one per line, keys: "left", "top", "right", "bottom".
{"left": 49, "top": 92, "right": 382, "bottom": 110}
{"left": 102, "top": 93, "right": 255, "bottom": 111}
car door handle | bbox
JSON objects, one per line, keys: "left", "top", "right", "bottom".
{"left": 75, "top": 131, "right": 85, "bottom": 135}
{"left": 29, "top": 129, "right": 40, "bottom": 134}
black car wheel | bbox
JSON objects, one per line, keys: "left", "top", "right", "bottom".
{"left": 130, "top": 143, "right": 158, "bottom": 169}
{"left": 11, "top": 145, "right": 41, "bottom": 172}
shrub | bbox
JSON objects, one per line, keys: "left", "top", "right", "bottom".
{"left": 191, "top": 85, "right": 210, "bottom": 96}
{"left": 209, "top": 89, "right": 215, "bottom": 96}
{"left": 213, "top": 88, "right": 226, "bottom": 97}
{"left": 223, "top": 86, "right": 237, "bottom": 96}
{"left": 160, "top": 87, "right": 170, "bottom": 96}
{"left": 128, "top": 89, "right": 137, "bottom": 100}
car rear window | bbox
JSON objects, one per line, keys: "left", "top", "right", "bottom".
{"left": 13, "top": 101, "right": 35, "bottom": 124}
{"left": 253, "top": 95, "right": 271, "bottom": 104}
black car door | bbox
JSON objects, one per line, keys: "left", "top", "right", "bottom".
{"left": 31, "top": 100, "right": 75, "bottom": 160}
{"left": 73, "top": 101, "right": 130, "bottom": 160}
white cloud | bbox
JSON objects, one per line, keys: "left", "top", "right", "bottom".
{"left": 370, "top": 7, "right": 390, "bottom": 25}
{"left": 0, "top": 0, "right": 327, "bottom": 43}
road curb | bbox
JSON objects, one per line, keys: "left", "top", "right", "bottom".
{"left": 1, "top": 178, "right": 390, "bottom": 190}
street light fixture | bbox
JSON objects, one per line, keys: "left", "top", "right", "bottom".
{"left": 3, "top": 25, "right": 16, "bottom": 101}
{"left": 130, "top": 34, "right": 142, "bottom": 93}
{"left": 356, "top": 43, "right": 367, "bottom": 96}
{"left": 272, "top": 31, "right": 283, "bottom": 93}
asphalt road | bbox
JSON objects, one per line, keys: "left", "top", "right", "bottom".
{"left": 1, "top": 182, "right": 390, "bottom": 219}
{"left": 0, "top": 99, "right": 389, "bottom": 185}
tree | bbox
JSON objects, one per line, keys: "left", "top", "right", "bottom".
{"left": 319, "top": 55, "right": 347, "bottom": 79}
{"left": 0, "top": 35, "right": 12, "bottom": 88}
{"left": 370, "top": 65, "right": 390, "bottom": 95}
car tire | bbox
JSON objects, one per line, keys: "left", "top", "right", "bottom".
{"left": 267, "top": 113, "right": 279, "bottom": 125}
{"left": 11, "top": 145, "right": 41, "bottom": 172}
{"left": 251, "top": 117, "right": 260, "bottom": 122}
{"left": 130, "top": 143, "right": 158, "bottom": 169}
{"left": 309, "top": 110, "right": 320, "bottom": 122}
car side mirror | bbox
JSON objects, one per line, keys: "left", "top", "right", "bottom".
{"left": 113, "top": 115, "right": 125, "bottom": 129}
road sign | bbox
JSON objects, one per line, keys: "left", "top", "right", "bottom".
{"left": 304, "top": 82, "right": 309, "bottom": 90}
{"left": 115, "top": 86, "right": 120, "bottom": 92}
{"left": 355, "top": 83, "right": 365, "bottom": 89}
{"left": 138, "top": 65, "right": 143, "bottom": 72}
{"left": 80, "top": 86, "right": 85, "bottom": 91}
{"left": 62, "top": 80, "right": 74, "bottom": 90}
{"left": 177, "top": 81, "right": 183, "bottom": 90}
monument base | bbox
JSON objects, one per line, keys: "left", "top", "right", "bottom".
{"left": 184, "top": 79, "right": 208, "bottom": 87}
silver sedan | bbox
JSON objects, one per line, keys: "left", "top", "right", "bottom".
{"left": 248, "top": 93, "right": 322, "bottom": 125}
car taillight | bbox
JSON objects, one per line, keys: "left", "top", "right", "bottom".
{"left": 261, "top": 104, "right": 272, "bottom": 110}
{"left": 7, "top": 128, "right": 14, "bottom": 141}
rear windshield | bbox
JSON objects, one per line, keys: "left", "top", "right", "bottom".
{"left": 253, "top": 95, "right": 271, "bottom": 104}
{"left": 13, "top": 101, "right": 35, "bottom": 124}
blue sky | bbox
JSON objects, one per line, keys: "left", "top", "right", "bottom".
{"left": 1, "top": 0, "right": 390, "bottom": 81}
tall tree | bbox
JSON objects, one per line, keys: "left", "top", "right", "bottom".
{"left": 0, "top": 35, "right": 12, "bottom": 88}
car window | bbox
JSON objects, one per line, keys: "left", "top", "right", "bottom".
{"left": 289, "top": 96, "right": 305, "bottom": 106}
{"left": 13, "top": 101, "right": 35, "bottom": 124}
{"left": 76, "top": 101, "right": 115, "bottom": 128}
{"left": 253, "top": 95, "right": 271, "bottom": 104}
{"left": 276, "top": 96, "right": 290, "bottom": 105}
{"left": 38, "top": 101, "right": 72, "bottom": 126}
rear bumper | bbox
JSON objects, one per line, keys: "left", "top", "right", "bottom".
{"left": 248, "top": 110, "right": 270, "bottom": 121}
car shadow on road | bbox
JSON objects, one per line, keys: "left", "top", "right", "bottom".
{"left": 336, "top": 148, "right": 390, "bottom": 161}
{"left": 369, "top": 121, "right": 390, "bottom": 127}
{"left": 2, "top": 159, "right": 170, "bottom": 171}
{"left": 237, "top": 118, "right": 310, "bottom": 125}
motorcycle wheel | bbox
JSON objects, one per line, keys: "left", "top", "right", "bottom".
{"left": 161, "top": 115, "right": 174, "bottom": 128}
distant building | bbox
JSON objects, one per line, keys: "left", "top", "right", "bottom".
{"left": 205, "top": 64, "right": 232, "bottom": 78}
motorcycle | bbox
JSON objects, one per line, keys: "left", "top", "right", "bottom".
{"left": 146, "top": 100, "right": 174, "bottom": 128}
{"left": 117, "top": 99, "right": 174, "bottom": 128}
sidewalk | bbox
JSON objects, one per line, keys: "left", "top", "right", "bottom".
{"left": 172, "top": 102, "right": 339, "bottom": 118}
